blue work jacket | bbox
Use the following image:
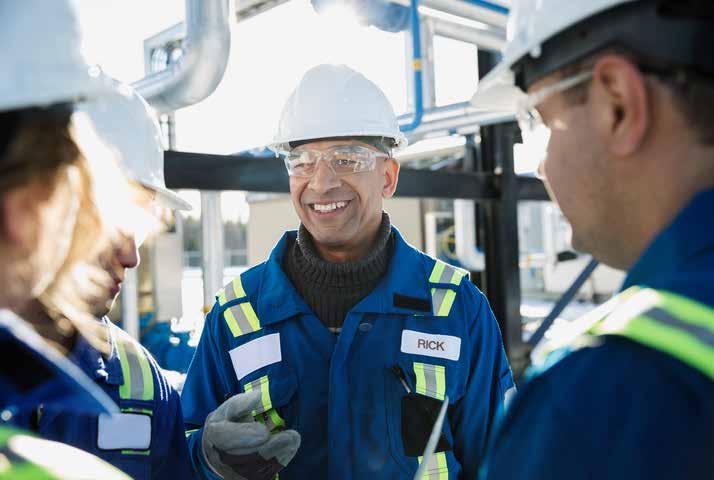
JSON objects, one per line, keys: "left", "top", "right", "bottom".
{"left": 480, "top": 188, "right": 714, "bottom": 479}
{"left": 0, "top": 309, "right": 118, "bottom": 421}
{"left": 18, "top": 319, "right": 192, "bottom": 480}
{"left": 183, "top": 227, "right": 515, "bottom": 479}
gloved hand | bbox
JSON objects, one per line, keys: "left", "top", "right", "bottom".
{"left": 202, "top": 390, "right": 301, "bottom": 480}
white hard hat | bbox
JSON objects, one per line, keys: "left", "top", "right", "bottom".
{"left": 472, "top": 0, "right": 714, "bottom": 112}
{"left": 81, "top": 80, "right": 192, "bottom": 211}
{"left": 471, "top": 0, "right": 637, "bottom": 112}
{"left": 0, "top": 0, "right": 112, "bottom": 113}
{"left": 270, "top": 64, "right": 407, "bottom": 153}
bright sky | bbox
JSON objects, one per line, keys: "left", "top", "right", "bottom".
{"left": 78, "top": 0, "right": 506, "bottom": 220}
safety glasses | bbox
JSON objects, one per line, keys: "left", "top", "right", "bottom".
{"left": 283, "top": 145, "right": 388, "bottom": 178}
{"left": 516, "top": 70, "right": 594, "bottom": 148}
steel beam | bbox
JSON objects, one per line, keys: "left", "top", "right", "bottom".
{"left": 164, "top": 150, "right": 547, "bottom": 201}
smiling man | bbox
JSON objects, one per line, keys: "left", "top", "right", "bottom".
{"left": 182, "top": 64, "right": 515, "bottom": 480}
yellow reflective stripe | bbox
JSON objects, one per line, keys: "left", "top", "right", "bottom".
{"left": 438, "top": 290, "right": 457, "bottom": 317}
{"left": 224, "top": 307, "right": 243, "bottom": 337}
{"left": 185, "top": 429, "right": 199, "bottom": 438}
{"left": 241, "top": 303, "right": 261, "bottom": 333}
{"left": 218, "top": 275, "right": 247, "bottom": 306}
{"left": 656, "top": 290, "right": 714, "bottom": 334}
{"left": 266, "top": 409, "right": 285, "bottom": 430}
{"left": 594, "top": 311, "right": 714, "bottom": 381}
{"left": 417, "top": 452, "right": 448, "bottom": 480}
{"left": 232, "top": 276, "right": 246, "bottom": 299}
{"left": 218, "top": 289, "right": 229, "bottom": 306}
{"left": 243, "top": 376, "right": 274, "bottom": 415}
{"left": 413, "top": 363, "right": 446, "bottom": 400}
{"left": 116, "top": 336, "right": 154, "bottom": 401}
{"left": 449, "top": 268, "right": 466, "bottom": 285}
{"left": 122, "top": 449, "right": 151, "bottom": 456}
{"left": 224, "top": 302, "right": 261, "bottom": 338}
{"left": 429, "top": 262, "right": 446, "bottom": 283}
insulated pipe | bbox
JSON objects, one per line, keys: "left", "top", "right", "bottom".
{"left": 432, "top": 17, "right": 505, "bottom": 51}
{"left": 400, "top": 0, "right": 425, "bottom": 132}
{"left": 401, "top": 109, "right": 515, "bottom": 143}
{"left": 132, "top": 0, "right": 231, "bottom": 113}
{"left": 391, "top": 0, "right": 508, "bottom": 29}
{"left": 425, "top": 0, "right": 507, "bottom": 28}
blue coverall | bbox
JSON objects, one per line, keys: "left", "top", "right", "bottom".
{"left": 15, "top": 318, "right": 192, "bottom": 480}
{"left": 183, "top": 227, "right": 515, "bottom": 479}
{"left": 480, "top": 188, "right": 714, "bottom": 479}
{"left": 0, "top": 310, "right": 118, "bottom": 420}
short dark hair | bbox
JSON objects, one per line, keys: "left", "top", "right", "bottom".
{"left": 558, "top": 47, "right": 714, "bottom": 146}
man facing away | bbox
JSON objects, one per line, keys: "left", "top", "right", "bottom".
{"left": 471, "top": 1, "right": 714, "bottom": 478}
{"left": 182, "top": 64, "right": 515, "bottom": 479}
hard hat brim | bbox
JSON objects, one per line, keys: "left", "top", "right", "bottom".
{"left": 470, "top": 62, "right": 525, "bottom": 113}
{"left": 148, "top": 184, "right": 193, "bottom": 211}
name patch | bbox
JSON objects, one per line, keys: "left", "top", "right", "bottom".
{"left": 229, "top": 333, "right": 281, "bottom": 381}
{"left": 97, "top": 413, "right": 151, "bottom": 450}
{"left": 400, "top": 330, "right": 461, "bottom": 361}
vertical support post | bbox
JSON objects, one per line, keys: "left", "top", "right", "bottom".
{"left": 122, "top": 268, "right": 140, "bottom": 339}
{"left": 201, "top": 192, "right": 224, "bottom": 313}
{"left": 476, "top": 50, "right": 528, "bottom": 379}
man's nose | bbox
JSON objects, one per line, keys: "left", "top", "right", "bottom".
{"left": 116, "top": 233, "right": 140, "bottom": 269}
{"left": 308, "top": 159, "right": 341, "bottom": 194}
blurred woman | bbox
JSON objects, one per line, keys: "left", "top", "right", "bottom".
{"left": 0, "top": 1, "right": 138, "bottom": 478}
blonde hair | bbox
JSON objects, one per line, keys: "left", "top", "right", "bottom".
{"left": 1, "top": 107, "right": 133, "bottom": 353}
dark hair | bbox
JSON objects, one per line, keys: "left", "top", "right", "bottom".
{"left": 558, "top": 47, "right": 714, "bottom": 146}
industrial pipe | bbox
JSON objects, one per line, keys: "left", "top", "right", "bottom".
{"left": 391, "top": 0, "right": 508, "bottom": 29}
{"left": 432, "top": 17, "right": 505, "bottom": 51}
{"left": 132, "top": 0, "right": 231, "bottom": 113}
{"left": 401, "top": 0, "right": 425, "bottom": 132}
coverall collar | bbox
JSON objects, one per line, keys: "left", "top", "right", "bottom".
{"left": 70, "top": 317, "right": 124, "bottom": 387}
{"left": 0, "top": 309, "right": 118, "bottom": 416}
{"left": 623, "top": 187, "right": 714, "bottom": 302}
{"left": 257, "top": 227, "right": 433, "bottom": 326}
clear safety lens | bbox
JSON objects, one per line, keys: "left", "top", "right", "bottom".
{"left": 284, "top": 145, "right": 387, "bottom": 177}
{"left": 514, "top": 70, "right": 593, "bottom": 170}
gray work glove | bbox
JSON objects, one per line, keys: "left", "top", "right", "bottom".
{"left": 202, "top": 390, "right": 301, "bottom": 480}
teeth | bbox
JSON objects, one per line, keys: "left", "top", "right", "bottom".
{"left": 312, "top": 201, "right": 348, "bottom": 212}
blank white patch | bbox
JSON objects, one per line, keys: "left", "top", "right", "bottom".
{"left": 97, "top": 413, "right": 151, "bottom": 450}
{"left": 229, "top": 333, "right": 282, "bottom": 381}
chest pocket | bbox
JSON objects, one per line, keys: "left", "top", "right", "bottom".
{"left": 385, "top": 358, "right": 465, "bottom": 479}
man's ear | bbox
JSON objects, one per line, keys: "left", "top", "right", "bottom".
{"left": 590, "top": 54, "right": 650, "bottom": 157}
{"left": 1, "top": 186, "right": 38, "bottom": 248}
{"left": 382, "top": 158, "right": 400, "bottom": 198}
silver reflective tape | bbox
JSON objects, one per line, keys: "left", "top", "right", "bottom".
{"left": 422, "top": 364, "right": 439, "bottom": 398}
{"left": 125, "top": 341, "right": 145, "bottom": 400}
{"left": 431, "top": 289, "right": 448, "bottom": 316}
{"left": 228, "top": 304, "right": 255, "bottom": 335}
{"left": 646, "top": 308, "right": 714, "bottom": 348}
{"left": 438, "top": 264, "right": 455, "bottom": 284}
{"left": 225, "top": 280, "right": 238, "bottom": 303}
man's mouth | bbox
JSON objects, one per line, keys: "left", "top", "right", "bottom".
{"left": 308, "top": 200, "right": 351, "bottom": 214}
